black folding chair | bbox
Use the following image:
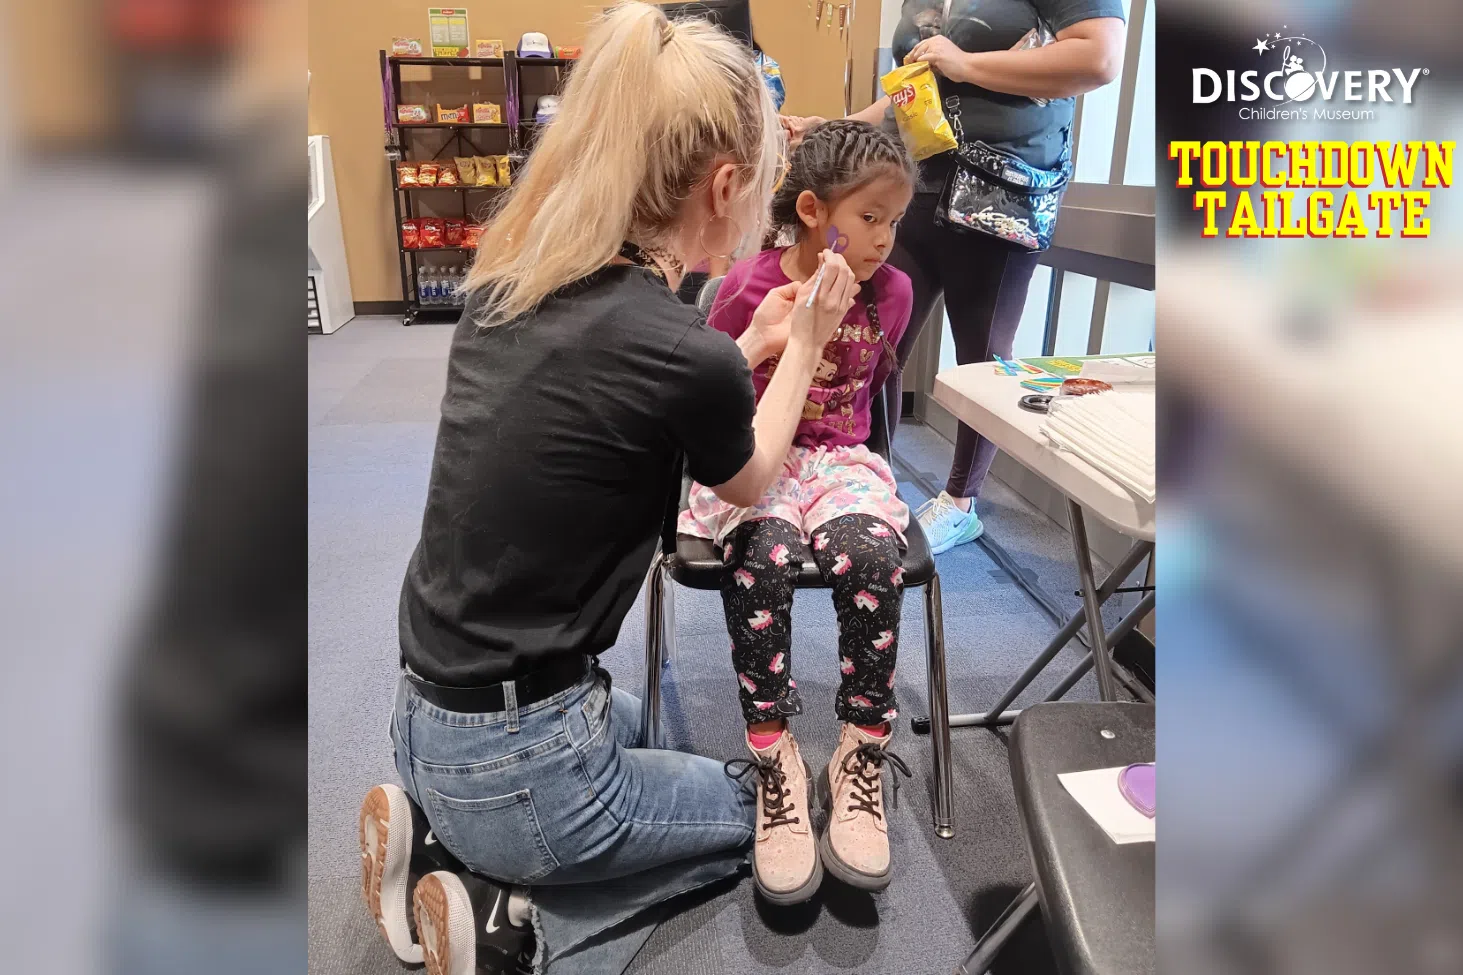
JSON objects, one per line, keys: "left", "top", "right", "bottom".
{"left": 956, "top": 702, "right": 1154, "bottom": 975}
{"left": 638, "top": 276, "right": 956, "bottom": 838}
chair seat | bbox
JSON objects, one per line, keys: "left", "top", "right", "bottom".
{"left": 1009, "top": 703, "right": 1155, "bottom": 975}
{"left": 669, "top": 516, "right": 935, "bottom": 590}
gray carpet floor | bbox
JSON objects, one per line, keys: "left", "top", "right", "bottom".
{"left": 309, "top": 315, "right": 1145, "bottom": 975}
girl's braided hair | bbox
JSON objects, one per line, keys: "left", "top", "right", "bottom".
{"left": 768, "top": 119, "right": 915, "bottom": 241}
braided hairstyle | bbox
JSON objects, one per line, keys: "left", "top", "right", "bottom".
{"left": 768, "top": 119, "right": 914, "bottom": 307}
{"left": 768, "top": 119, "right": 915, "bottom": 244}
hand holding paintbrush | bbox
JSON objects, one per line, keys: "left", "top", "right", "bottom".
{"left": 792, "top": 246, "right": 857, "bottom": 352}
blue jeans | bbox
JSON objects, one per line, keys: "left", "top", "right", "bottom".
{"left": 391, "top": 667, "right": 756, "bottom": 975}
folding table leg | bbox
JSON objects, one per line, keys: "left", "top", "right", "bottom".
{"left": 1068, "top": 500, "right": 1119, "bottom": 701}
{"left": 639, "top": 555, "right": 666, "bottom": 749}
{"left": 954, "top": 881, "right": 1039, "bottom": 975}
{"left": 912, "top": 538, "right": 1152, "bottom": 732}
{"left": 1044, "top": 590, "right": 1157, "bottom": 703}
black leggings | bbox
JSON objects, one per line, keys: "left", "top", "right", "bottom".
{"left": 720, "top": 515, "right": 903, "bottom": 727}
{"left": 884, "top": 192, "right": 1040, "bottom": 500}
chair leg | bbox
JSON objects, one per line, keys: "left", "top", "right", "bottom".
{"left": 954, "top": 882, "right": 1039, "bottom": 975}
{"left": 661, "top": 559, "right": 677, "bottom": 668}
{"left": 923, "top": 573, "right": 955, "bottom": 839}
{"left": 640, "top": 554, "right": 666, "bottom": 749}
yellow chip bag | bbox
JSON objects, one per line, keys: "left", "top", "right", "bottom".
{"left": 454, "top": 157, "right": 477, "bottom": 185}
{"left": 880, "top": 62, "right": 957, "bottom": 162}
{"left": 495, "top": 155, "right": 511, "bottom": 186}
{"left": 473, "top": 156, "right": 497, "bottom": 186}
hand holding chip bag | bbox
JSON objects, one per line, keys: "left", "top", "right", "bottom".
{"left": 879, "top": 62, "right": 957, "bottom": 162}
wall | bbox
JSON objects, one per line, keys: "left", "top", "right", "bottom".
{"left": 307, "top": 1, "right": 879, "bottom": 304}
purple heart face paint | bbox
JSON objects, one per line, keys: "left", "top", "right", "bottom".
{"left": 825, "top": 224, "right": 850, "bottom": 254}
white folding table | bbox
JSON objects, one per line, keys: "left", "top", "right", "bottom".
{"left": 924, "top": 366, "right": 1156, "bottom": 725}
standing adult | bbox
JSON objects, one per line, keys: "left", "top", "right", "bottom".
{"left": 797, "top": 0, "right": 1126, "bottom": 552}
{"left": 355, "top": 6, "right": 857, "bottom": 975}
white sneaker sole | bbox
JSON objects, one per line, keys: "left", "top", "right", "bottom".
{"left": 359, "top": 784, "right": 424, "bottom": 965}
{"left": 927, "top": 517, "right": 985, "bottom": 556}
{"left": 414, "top": 871, "right": 477, "bottom": 975}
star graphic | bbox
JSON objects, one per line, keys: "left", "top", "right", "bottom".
{"left": 1253, "top": 38, "right": 1271, "bottom": 54}
{"left": 1273, "top": 32, "right": 1281, "bottom": 39}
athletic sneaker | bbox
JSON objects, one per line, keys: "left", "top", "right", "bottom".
{"left": 358, "top": 784, "right": 464, "bottom": 965}
{"left": 725, "top": 728, "right": 822, "bottom": 905}
{"left": 818, "top": 723, "right": 911, "bottom": 891}
{"left": 414, "top": 869, "right": 535, "bottom": 975}
{"left": 915, "top": 491, "right": 985, "bottom": 555}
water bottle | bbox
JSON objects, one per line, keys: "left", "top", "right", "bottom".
{"left": 420, "top": 266, "right": 437, "bottom": 305}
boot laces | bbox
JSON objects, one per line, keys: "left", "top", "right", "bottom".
{"left": 726, "top": 755, "right": 800, "bottom": 829}
{"left": 841, "top": 742, "right": 911, "bottom": 819}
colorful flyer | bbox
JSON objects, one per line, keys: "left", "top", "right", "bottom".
{"left": 1019, "top": 354, "right": 1156, "bottom": 378}
{"left": 428, "top": 8, "right": 470, "bottom": 58}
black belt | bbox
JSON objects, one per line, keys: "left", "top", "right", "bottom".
{"left": 406, "top": 654, "right": 595, "bottom": 714}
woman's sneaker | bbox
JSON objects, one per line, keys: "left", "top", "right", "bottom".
{"left": 915, "top": 491, "right": 984, "bottom": 555}
{"left": 413, "top": 870, "right": 534, "bottom": 975}
{"left": 818, "top": 724, "right": 911, "bottom": 891}
{"left": 725, "top": 728, "right": 822, "bottom": 904}
{"left": 358, "top": 784, "right": 463, "bottom": 964}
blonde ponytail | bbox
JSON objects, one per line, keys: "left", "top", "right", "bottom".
{"left": 463, "top": 1, "right": 782, "bottom": 325}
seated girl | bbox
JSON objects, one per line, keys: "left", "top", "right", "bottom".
{"left": 678, "top": 120, "right": 917, "bottom": 904}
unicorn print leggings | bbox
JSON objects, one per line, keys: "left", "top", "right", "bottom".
{"left": 720, "top": 513, "right": 902, "bottom": 726}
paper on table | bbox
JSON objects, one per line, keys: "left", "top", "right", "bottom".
{"left": 1058, "top": 766, "right": 1156, "bottom": 845}
{"left": 1079, "top": 357, "right": 1156, "bottom": 385}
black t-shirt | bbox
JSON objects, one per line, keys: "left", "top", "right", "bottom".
{"left": 890, "top": 0, "right": 1125, "bottom": 184}
{"left": 400, "top": 266, "right": 756, "bottom": 686}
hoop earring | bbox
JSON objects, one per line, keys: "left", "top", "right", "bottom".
{"left": 699, "top": 215, "right": 743, "bottom": 261}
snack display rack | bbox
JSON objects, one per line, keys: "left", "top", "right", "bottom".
{"left": 381, "top": 50, "right": 574, "bottom": 325}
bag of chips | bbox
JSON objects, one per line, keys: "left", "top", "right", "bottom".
{"left": 438, "top": 163, "right": 459, "bottom": 186}
{"left": 401, "top": 218, "right": 420, "bottom": 249}
{"left": 453, "top": 156, "right": 477, "bottom": 185}
{"left": 473, "top": 156, "right": 497, "bottom": 186}
{"left": 396, "top": 162, "right": 419, "bottom": 187}
{"left": 463, "top": 223, "right": 485, "bottom": 248}
{"left": 417, "top": 162, "right": 439, "bottom": 187}
{"left": 418, "top": 218, "right": 445, "bottom": 249}
{"left": 880, "top": 62, "right": 957, "bottom": 162}
{"left": 444, "top": 218, "right": 465, "bottom": 246}
{"left": 496, "top": 156, "right": 511, "bottom": 186}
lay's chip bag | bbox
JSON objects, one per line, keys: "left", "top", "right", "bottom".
{"left": 880, "top": 62, "right": 958, "bottom": 162}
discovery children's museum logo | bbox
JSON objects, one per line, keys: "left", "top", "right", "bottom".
{"left": 1192, "top": 27, "right": 1429, "bottom": 121}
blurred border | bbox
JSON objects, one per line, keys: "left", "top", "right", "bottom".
{"left": 1157, "top": 2, "right": 1463, "bottom": 974}
{"left": 0, "top": 1, "right": 307, "bottom": 972}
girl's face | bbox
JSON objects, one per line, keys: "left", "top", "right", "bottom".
{"left": 801, "top": 174, "right": 914, "bottom": 281}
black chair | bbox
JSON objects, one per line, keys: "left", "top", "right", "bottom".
{"left": 957, "top": 702, "right": 1155, "bottom": 975}
{"left": 638, "top": 276, "right": 956, "bottom": 838}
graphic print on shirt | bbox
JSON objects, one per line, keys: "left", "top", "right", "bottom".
{"left": 796, "top": 296, "right": 883, "bottom": 430}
